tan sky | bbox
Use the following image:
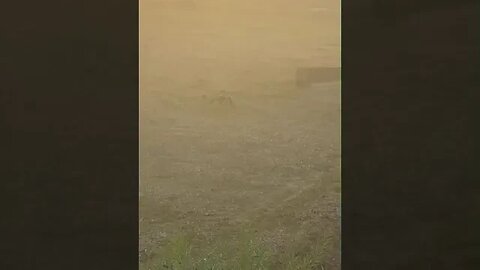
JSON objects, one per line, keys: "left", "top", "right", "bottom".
{"left": 140, "top": 0, "right": 340, "bottom": 94}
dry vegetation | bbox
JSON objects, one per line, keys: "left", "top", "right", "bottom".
{"left": 140, "top": 0, "right": 340, "bottom": 269}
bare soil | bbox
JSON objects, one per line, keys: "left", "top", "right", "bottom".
{"left": 140, "top": 82, "right": 340, "bottom": 269}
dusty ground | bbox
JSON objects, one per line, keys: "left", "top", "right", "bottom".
{"left": 140, "top": 81, "right": 340, "bottom": 268}
{"left": 140, "top": 0, "right": 340, "bottom": 268}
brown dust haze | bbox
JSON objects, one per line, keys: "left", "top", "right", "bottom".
{"left": 140, "top": 0, "right": 341, "bottom": 269}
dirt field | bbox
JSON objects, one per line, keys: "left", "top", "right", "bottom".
{"left": 140, "top": 0, "right": 340, "bottom": 269}
{"left": 140, "top": 82, "right": 340, "bottom": 268}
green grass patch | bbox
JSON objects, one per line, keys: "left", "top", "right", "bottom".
{"left": 141, "top": 231, "right": 332, "bottom": 270}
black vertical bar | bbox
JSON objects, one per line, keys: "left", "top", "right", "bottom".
{"left": 342, "top": 0, "right": 479, "bottom": 269}
{"left": 2, "top": 0, "right": 139, "bottom": 269}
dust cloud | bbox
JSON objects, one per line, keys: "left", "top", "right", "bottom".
{"left": 140, "top": 0, "right": 341, "bottom": 269}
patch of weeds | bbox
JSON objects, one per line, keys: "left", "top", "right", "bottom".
{"left": 284, "top": 253, "right": 316, "bottom": 270}
{"left": 194, "top": 245, "right": 227, "bottom": 270}
{"left": 142, "top": 230, "right": 332, "bottom": 270}
{"left": 159, "top": 234, "right": 195, "bottom": 270}
{"left": 233, "top": 231, "right": 271, "bottom": 270}
{"left": 280, "top": 235, "right": 332, "bottom": 270}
